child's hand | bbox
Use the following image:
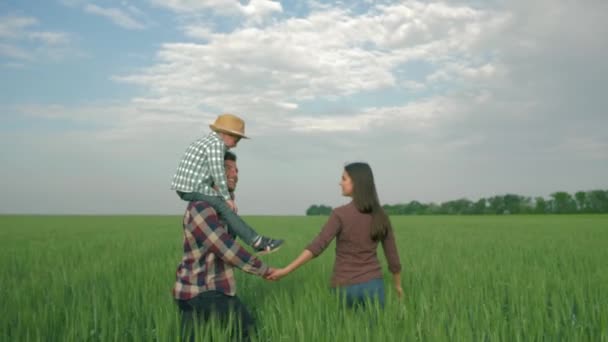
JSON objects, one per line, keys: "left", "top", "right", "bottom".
{"left": 226, "top": 200, "right": 238, "bottom": 213}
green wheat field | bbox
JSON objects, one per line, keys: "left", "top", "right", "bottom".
{"left": 1, "top": 215, "right": 607, "bottom": 341}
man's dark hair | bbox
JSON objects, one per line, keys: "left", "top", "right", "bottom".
{"left": 224, "top": 151, "right": 237, "bottom": 161}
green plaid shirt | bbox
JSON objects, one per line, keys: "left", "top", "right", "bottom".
{"left": 171, "top": 132, "right": 231, "bottom": 201}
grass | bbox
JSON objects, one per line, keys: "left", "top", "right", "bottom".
{"left": 1, "top": 215, "right": 607, "bottom": 341}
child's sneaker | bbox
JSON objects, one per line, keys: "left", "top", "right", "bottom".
{"left": 253, "top": 237, "right": 284, "bottom": 255}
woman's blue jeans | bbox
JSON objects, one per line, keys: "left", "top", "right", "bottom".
{"left": 334, "top": 278, "right": 385, "bottom": 308}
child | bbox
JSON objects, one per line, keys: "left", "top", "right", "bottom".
{"left": 171, "top": 113, "right": 283, "bottom": 254}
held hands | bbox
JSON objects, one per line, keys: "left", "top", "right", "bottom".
{"left": 264, "top": 250, "right": 311, "bottom": 282}
{"left": 264, "top": 268, "right": 290, "bottom": 281}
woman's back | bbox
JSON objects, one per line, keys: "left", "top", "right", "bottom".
{"left": 306, "top": 202, "right": 400, "bottom": 287}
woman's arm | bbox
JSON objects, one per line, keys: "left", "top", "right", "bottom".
{"left": 381, "top": 226, "right": 403, "bottom": 299}
{"left": 267, "top": 249, "right": 314, "bottom": 280}
{"left": 267, "top": 211, "right": 341, "bottom": 281}
{"left": 392, "top": 272, "right": 403, "bottom": 299}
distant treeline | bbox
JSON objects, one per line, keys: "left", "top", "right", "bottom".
{"left": 305, "top": 190, "right": 608, "bottom": 215}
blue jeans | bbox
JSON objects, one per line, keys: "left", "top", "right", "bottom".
{"left": 335, "top": 278, "right": 385, "bottom": 308}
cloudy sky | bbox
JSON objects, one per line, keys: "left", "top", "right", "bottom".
{"left": 1, "top": 0, "right": 607, "bottom": 215}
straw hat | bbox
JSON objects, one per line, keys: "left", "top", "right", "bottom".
{"left": 209, "top": 113, "right": 249, "bottom": 139}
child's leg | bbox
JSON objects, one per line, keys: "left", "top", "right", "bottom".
{"left": 205, "top": 196, "right": 262, "bottom": 246}
{"left": 178, "top": 191, "right": 260, "bottom": 246}
{"left": 177, "top": 191, "right": 284, "bottom": 253}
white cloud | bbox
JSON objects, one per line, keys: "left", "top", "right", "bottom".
{"left": 0, "top": 43, "right": 32, "bottom": 60}
{"left": 290, "top": 115, "right": 374, "bottom": 132}
{"left": 16, "top": 1, "right": 605, "bottom": 141}
{"left": 427, "top": 62, "right": 503, "bottom": 84}
{"left": 0, "top": 15, "right": 74, "bottom": 63}
{"left": 2, "top": 61, "right": 26, "bottom": 69}
{"left": 0, "top": 15, "right": 71, "bottom": 44}
{"left": 84, "top": 4, "right": 146, "bottom": 30}
{"left": 107, "top": 1, "right": 506, "bottom": 138}
{"left": 151, "top": 0, "right": 282, "bottom": 22}
{"left": 0, "top": 16, "right": 38, "bottom": 38}
{"left": 14, "top": 103, "right": 126, "bottom": 123}
{"left": 276, "top": 101, "right": 298, "bottom": 110}
{"left": 151, "top": 0, "right": 236, "bottom": 12}
{"left": 290, "top": 96, "right": 457, "bottom": 133}
{"left": 59, "top": 0, "right": 84, "bottom": 7}
{"left": 27, "top": 31, "right": 71, "bottom": 45}
{"left": 241, "top": 0, "right": 283, "bottom": 23}
{"left": 183, "top": 25, "right": 213, "bottom": 40}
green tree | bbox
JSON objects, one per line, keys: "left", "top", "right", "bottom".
{"left": 575, "top": 191, "right": 587, "bottom": 212}
{"left": 306, "top": 205, "right": 319, "bottom": 215}
{"left": 488, "top": 196, "right": 505, "bottom": 214}
{"left": 440, "top": 198, "right": 473, "bottom": 215}
{"left": 313, "top": 189, "right": 607, "bottom": 215}
{"left": 426, "top": 203, "right": 441, "bottom": 215}
{"left": 550, "top": 192, "right": 577, "bottom": 214}
{"left": 503, "top": 194, "right": 523, "bottom": 214}
{"left": 383, "top": 204, "right": 396, "bottom": 215}
{"left": 306, "top": 204, "right": 332, "bottom": 215}
{"left": 472, "top": 198, "right": 487, "bottom": 214}
{"left": 405, "top": 201, "right": 427, "bottom": 215}
{"left": 534, "top": 197, "right": 547, "bottom": 214}
{"left": 520, "top": 197, "right": 534, "bottom": 214}
{"left": 587, "top": 190, "right": 608, "bottom": 213}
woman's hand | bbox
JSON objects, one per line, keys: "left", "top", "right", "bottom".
{"left": 265, "top": 250, "right": 314, "bottom": 281}
{"left": 395, "top": 285, "right": 403, "bottom": 299}
{"left": 392, "top": 272, "right": 403, "bottom": 300}
{"left": 266, "top": 268, "right": 289, "bottom": 281}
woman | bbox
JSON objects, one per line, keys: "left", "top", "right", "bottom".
{"left": 268, "top": 162, "right": 402, "bottom": 307}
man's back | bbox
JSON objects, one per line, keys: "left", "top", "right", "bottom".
{"left": 173, "top": 201, "right": 269, "bottom": 300}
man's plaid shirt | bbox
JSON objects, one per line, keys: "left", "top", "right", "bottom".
{"left": 173, "top": 201, "right": 269, "bottom": 300}
{"left": 171, "top": 132, "right": 231, "bottom": 201}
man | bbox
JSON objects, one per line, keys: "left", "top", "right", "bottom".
{"left": 173, "top": 151, "right": 272, "bottom": 341}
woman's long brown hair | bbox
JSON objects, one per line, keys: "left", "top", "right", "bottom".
{"left": 344, "top": 162, "right": 391, "bottom": 241}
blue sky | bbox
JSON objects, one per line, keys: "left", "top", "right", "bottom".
{"left": 1, "top": 0, "right": 607, "bottom": 215}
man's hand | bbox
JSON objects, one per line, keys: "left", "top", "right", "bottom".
{"left": 226, "top": 200, "right": 238, "bottom": 213}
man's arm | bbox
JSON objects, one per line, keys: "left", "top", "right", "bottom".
{"left": 189, "top": 203, "right": 269, "bottom": 276}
